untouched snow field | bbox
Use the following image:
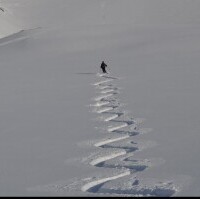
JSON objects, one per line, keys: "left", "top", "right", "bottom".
{"left": 1, "top": 0, "right": 200, "bottom": 196}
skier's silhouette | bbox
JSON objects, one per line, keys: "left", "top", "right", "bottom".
{"left": 100, "top": 61, "right": 108, "bottom": 73}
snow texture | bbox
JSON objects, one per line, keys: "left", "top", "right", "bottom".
{"left": 0, "top": 0, "right": 198, "bottom": 196}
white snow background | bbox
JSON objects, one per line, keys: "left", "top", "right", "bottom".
{"left": 0, "top": 0, "right": 200, "bottom": 196}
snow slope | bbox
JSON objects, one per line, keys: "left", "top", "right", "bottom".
{"left": 0, "top": 5, "right": 20, "bottom": 38}
{"left": 0, "top": 0, "right": 200, "bottom": 196}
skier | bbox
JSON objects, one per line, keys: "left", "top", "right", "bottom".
{"left": 100, "top": 61, "right": 108, "bottom": 73}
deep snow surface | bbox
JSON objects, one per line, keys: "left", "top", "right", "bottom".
{"left": 0, "top": 0, "right": 200, "bottom": 196}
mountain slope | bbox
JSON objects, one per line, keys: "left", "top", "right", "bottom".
{"left": 0, "top": 0, "right": 200, "bottom": 196}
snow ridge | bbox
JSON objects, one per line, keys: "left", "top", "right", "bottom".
{"left": 81, "top": 73, "right": 178, "bottom": 196}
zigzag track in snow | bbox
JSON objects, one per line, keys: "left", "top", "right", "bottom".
{"left": 81, "top": 73, "right": 178, "bottom": 196}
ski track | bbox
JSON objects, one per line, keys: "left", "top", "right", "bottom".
{"left": 90, "top": 101, "right": 110, "bottom": 107}
{"left": 81, "top": 73, "right": 178, "bottom": 196}
{"left": 107, "top": 123, "right": 128, "bottom": 132}
{"left": 96, "top": 107, "right": 114, "bottom": 114}
{"left": 81, "top": 171, "right": 131, "bottom": 193}
{"left": 103, "top": 114, "right": 119, "bottom": 122}
{"left": 100, "top": 88, "right": 118, "bottom": 94}
{"left": 90, "top": 151, "right": 127, "bottom": 166}
{"left": 94, "top": 135, "right": 130, "bottom": 147}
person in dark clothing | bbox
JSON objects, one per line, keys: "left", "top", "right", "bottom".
{"left": 100, "top": 61, "right": 108, "bottom": 73}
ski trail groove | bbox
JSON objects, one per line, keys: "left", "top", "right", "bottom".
{"left": 94, "top": 135, "right": 130, "bottom": 147}
{"left": 90, "top": 151, "right": 127, "bottom": 166}
{"left": 96, "top": 107, "right": 114, "bottom": 113}
{"left": 81, "top": 171, "right": 131, "bottom": 193}
{"left": 107, "top": 123, "right": 128, "bottom": 132}
{"left": 104, "top": 114, "right": 119, "bottom": 122}
{"left": 94, "top": 93, "right": 114, "bottom": 101}
{"left": 81, "top": 74, "right": 178, "bottom": 196}
{"left": 90, "top": 101, "right": 110, "bottom": 107}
